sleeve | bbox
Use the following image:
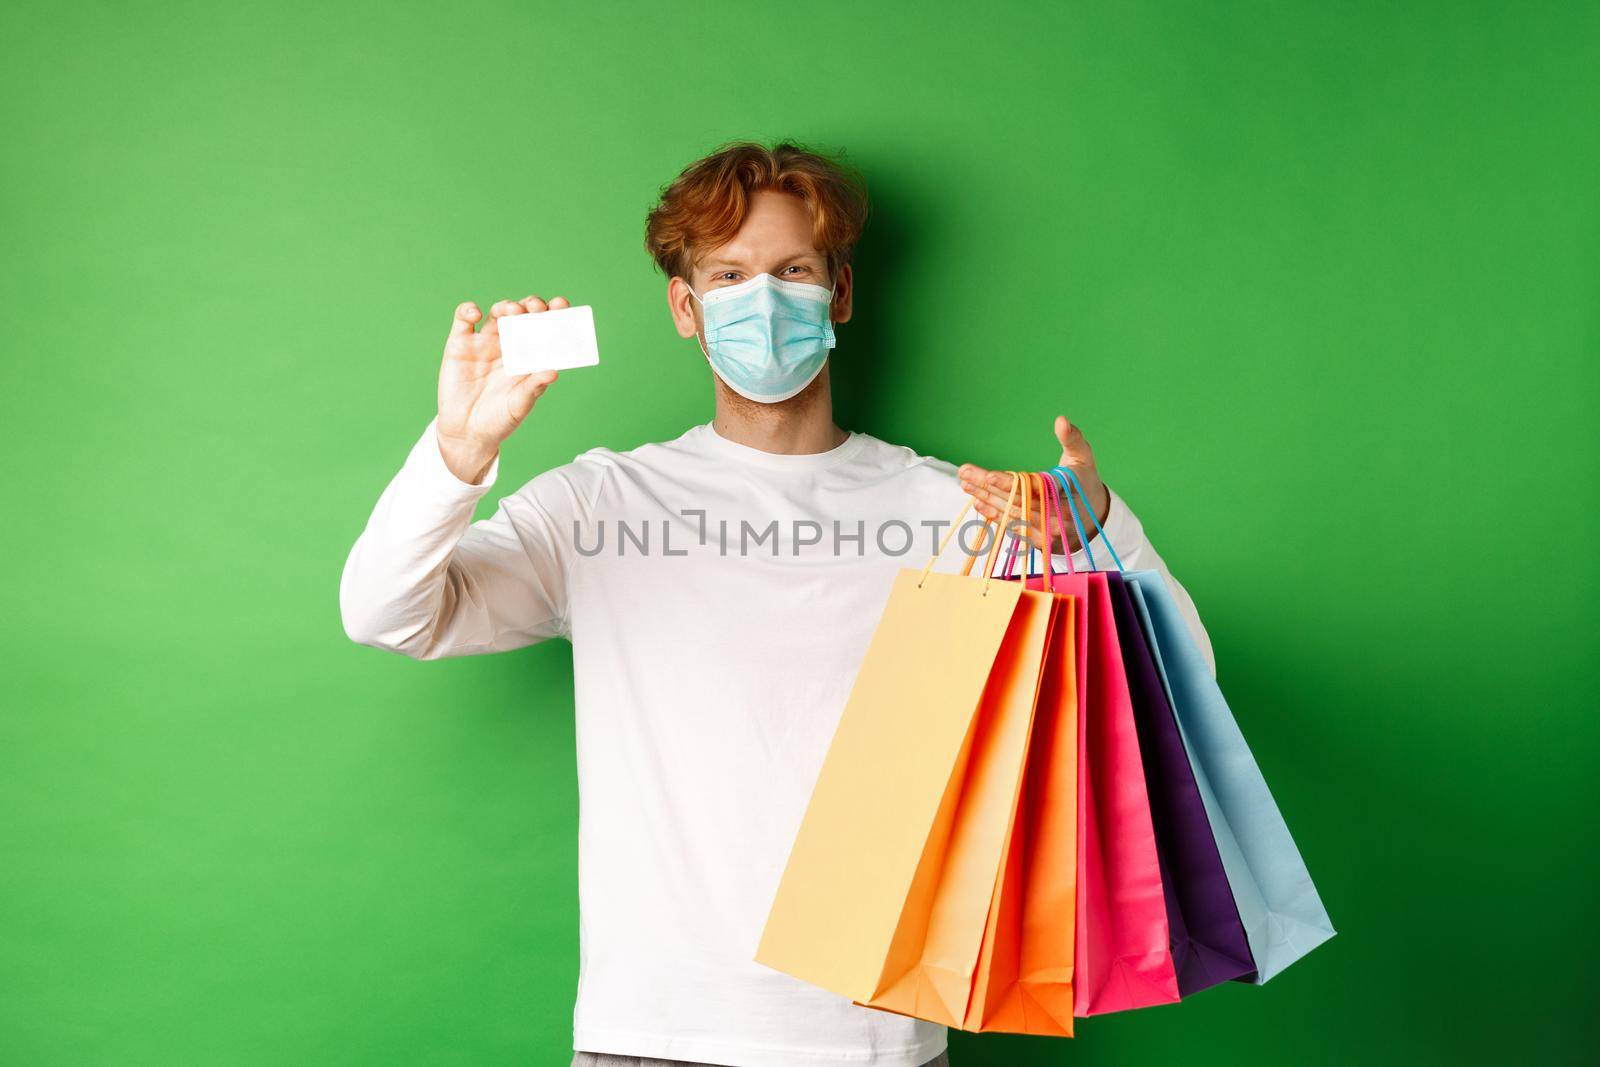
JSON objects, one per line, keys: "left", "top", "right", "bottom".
{"left": 991, "top": 484, "right": 1219, "bottom": 678}
{"left": 338, "top": 418, "right": 587, "bottom": 660}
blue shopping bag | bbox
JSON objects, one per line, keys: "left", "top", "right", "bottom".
{"left": 1052, "top": 467, "right": 1335, "bottom": 984}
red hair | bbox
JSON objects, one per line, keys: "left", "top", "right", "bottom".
{"left": 644, "top": 140, "right": 869, "bottom": 281}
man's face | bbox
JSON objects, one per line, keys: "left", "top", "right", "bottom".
{"left": 668, "top": 189, "right": 853, "bottom": 341}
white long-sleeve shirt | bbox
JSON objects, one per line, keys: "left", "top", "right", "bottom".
{"left": 340, "top": 419, "right": 1213, "bottom": 1067}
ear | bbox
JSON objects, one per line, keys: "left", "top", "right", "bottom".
{"left": 830, "top": 263, "right": 854, "bottom": 325}
{"left": 667, "top": 275, "right": 699, "bottom": 339}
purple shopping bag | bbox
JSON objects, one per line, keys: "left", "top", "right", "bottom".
{"left": 1106, "top": 572, "right": 1257, "bottom": 994}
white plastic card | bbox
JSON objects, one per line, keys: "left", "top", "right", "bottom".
{"left": 498, "top": 304, "right": 600, "bottom": 374}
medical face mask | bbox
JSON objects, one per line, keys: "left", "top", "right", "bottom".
{"left": 688, "top": 273, "right": 837, "bottom": 404}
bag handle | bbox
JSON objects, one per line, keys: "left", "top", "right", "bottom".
{"left": 1026, "top": 471, "right": 1066, "bottom": 580}
{"left": 1029, "top": 472, "right": 1044, "bottom": 577}
{"left": 1001, "top": 470, "right": 1087, "bottom": 582}
{"left": 971, "top": 471, "right": 1024, "bottom": 593}
{"left": 999, "top": 471, "right": 1037, "bottom": 581}
{"left": 999, "top": 472, "right": 1060, "bottom": 582}
{"left": 1041, "top": 469, "right": 1077, "bottom": 576}
{"left": 1051, "top": 465, "right": 1124, "bottom": 572}
{"left": 916, "top": 470, "right": 1023, "bottom": 596}
{"left": 1048, "top": 468, "right": 1096, "bottom": 571}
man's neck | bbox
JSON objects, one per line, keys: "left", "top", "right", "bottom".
{"left": 709, "top": 368, "right": 848, "bottom": 455}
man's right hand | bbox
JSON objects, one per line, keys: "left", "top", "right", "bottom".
{"left": 435, "top": 296, "right": 565, "bottom": 484}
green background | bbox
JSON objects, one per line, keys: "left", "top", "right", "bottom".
{"left": 3, "top": 1, "right": 1595, "bottom": 1063}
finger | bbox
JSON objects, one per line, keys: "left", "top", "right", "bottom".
{"left": 961, "top": 469, "right": 1018, "bottom": 507}
{"left": 962, "top": 479, "right": 1014, "bottom": 513}
{"left": 1055, "top": 414, "right": 1073, "bottom": 452}
{"left": 959, "top": 469, "right": 1047, "bottom": 525}
{"left": 972, "top": 497, "right": 1049, "bottom": 551}
{"left": 1056, "top": 414, "right": 1095, "bottom": 469}
{"left": 972, "top": 489, "right": 1014, "bottom": 515}
{"left": 481, "top": 299, "right": 529, "bottom": 339}
{"left": 546, "top": 296, "right": 570, "bottom": 310}
{"left": 957, "top": 463, "right": 993, "bottom": 495}
{"left": 990, "top": 470, "right": 1039, "bottom": 514}
{"left": 972, "top": 498, "right": 1004, "bottom": 524}
{"left": 507, "top": 370, "right": 559, "bottom": 421}
{"left": 958, "top": 465, "right": 1029, "bottom": 493}
{"left": 983, "top": 469, "right": 1015, "bottom": 487}
{"left": 449, "top": 301, "right": 481, "bottom": 342}
{"left": 520, "top": 295, "right": 548, "bottom": 313}
{"left": 969, "top": 482, "right": 1039, "bottom": 524}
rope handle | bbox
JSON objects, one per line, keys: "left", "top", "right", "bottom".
{"left": 916, "top": 471, "right": 1024, "bottom": 596}
{"left": 1000, "top": 471, "right": 1085, "bottom": 583}
{"left": 1041, "top": 470, "right": 1076, "bottom": 576}
{"left": 1051, "top": 466, "right": 1124, "bottom": 572}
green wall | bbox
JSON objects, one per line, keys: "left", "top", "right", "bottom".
{"left": 3, "top": 2, "right": 1595, "bottom": 1063}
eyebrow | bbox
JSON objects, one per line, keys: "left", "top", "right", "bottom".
{"left": 703, "top": 250, "right": 825, "bottom": 270}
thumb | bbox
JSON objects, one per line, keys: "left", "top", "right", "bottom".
{"left": 1054, "top": 414, "right": 1075, "bottom": 463}
{"left": 508, "top": 370, "right": 558, "bottom": 422}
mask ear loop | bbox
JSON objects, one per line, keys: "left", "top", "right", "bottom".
{"left": 685, "top": 283, "right": 711, "bottom": 359}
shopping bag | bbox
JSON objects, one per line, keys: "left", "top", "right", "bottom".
{"left": 1003, "top": 474, "right": 1179, "bottom": 1016}
{"left": 960, "top": 586, "right": 1079, "bottom": 1035}
{"left": 869, "top": 587, "right": 1075, "bottom": 1034}
{"left": 1105, "top": 571, "right": 1256, "bottom": 993}
{"left": 857, "top": 475, "right": 1074, "bottom": 1033}
{"left": 943, "top": 474, "right": 1080, "bottom": 1035}
{"left": 1124, "top": 575, "right": 1335, "bottom": 983}
{"left": 757, "top": 476, "right": 1069, "bottom": 1033}
{"left": 1049, "top": 465, "right": 1336, "bottom": 984}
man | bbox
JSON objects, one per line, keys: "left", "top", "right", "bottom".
{"left": 341, "top": 141, "right": 1212, "bottom": 1067}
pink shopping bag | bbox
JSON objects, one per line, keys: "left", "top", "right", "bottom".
{"left": 1001, "top": 473, "right": 1179, "bottom": 1015}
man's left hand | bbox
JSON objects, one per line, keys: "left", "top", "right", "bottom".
{"left": 957, "top": 415, "right": 1110, "bottom": 555}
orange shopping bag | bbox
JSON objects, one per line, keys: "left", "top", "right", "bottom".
{"left": 941, "top": 473, "right": 1080, "bottom": 1035}
{"left": 757, "top": 475, "right": 1080, "bottom": 1037}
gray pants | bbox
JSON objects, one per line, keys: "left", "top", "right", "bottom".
{"left": 571, "top": 1053, "right": 949, "bottom": 1067}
